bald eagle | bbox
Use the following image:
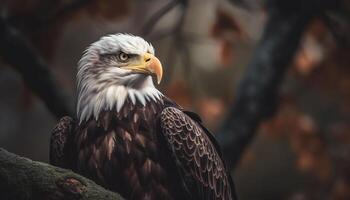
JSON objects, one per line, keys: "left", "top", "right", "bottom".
{"left": 50, "top": 34, "right": 236, "bottom": 200}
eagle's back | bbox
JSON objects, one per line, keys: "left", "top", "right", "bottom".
{"left": 74, "top": 98, "right": 185, "bottom": 200}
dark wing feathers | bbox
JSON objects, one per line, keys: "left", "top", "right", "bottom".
{"left": 160, "top": 107, "right": 235, "bottom": 200}
{"left": 50, "top": 116, "right": 76, "bottom": 169}
{"left": 183, "top": 110, "right": 202, "bottom": 123}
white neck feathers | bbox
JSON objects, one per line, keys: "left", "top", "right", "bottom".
{"left": 77, "top": 76, "right": 163, "bottom": 123}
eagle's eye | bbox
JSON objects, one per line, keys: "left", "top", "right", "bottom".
{"left": 118, "top": 52, "right": 129, "bottom": 62}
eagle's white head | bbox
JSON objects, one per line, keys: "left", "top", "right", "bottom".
{"left": 77, "top": 33, "right": 163, "bottom": 123}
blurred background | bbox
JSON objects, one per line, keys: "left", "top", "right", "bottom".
{"left": 0, "top": 0, "right": 350, "bottom": 199}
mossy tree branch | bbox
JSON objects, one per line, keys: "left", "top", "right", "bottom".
{"left": 0, "top": 148, "right": 125, "bottom": 200}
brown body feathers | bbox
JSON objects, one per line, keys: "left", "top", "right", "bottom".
{"left": 50, "top": 97, "right": 236, "bottom": 200}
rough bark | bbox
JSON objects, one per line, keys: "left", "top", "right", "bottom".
{"left": 216, "top": 0, "right": 333, "bottom": 170}
{"left": 0, "top": 148, "right": 125, "bottom": 200}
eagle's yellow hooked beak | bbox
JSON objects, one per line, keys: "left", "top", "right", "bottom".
{"left": 125, "top": 53, "right": 163, "bottom": 84}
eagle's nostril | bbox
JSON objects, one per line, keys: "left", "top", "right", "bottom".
{"left": 145, "top": 58, "right": 151, "bottom": 62}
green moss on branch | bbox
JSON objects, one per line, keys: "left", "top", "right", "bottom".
{"left": 0, "top": 148, "right": 125, "bottom": 200}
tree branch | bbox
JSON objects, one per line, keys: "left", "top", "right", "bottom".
{"left": 0, "top": 148, "right": 125, "bottom": 200}
{"left": 0, "top": 17, "right": 74, "bottom": 119}
{"left": 140, "top": 0, "right": 185, "bottom": 36}
{"left": 8, "top": 0, "right": 92, "bottom": 31}
{"left": 216, "top": 0, "right": 330, "bottom": 170}
{"left": 322, "top": 4, "right": 350, "bottom": 48}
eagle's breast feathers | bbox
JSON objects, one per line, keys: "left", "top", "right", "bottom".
{"left": 75, "top": 98, "right": 178, "bottom": 199}
{"left": 50, "top": 96, "right": 235, "bottom": 200}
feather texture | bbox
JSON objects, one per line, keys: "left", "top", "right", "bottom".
{"left": 50, "top": 97, "right": 236, "bottom": 200}
{"left": 50, "top": 116, "right": 76, "bottom": 169}
{"left": 160, "top": 107, "right": 235, "bottom": 200}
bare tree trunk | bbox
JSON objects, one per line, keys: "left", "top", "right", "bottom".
{"left": 217, "top": 0, "right": 333, "bottom": 170}
{"left": 0, "top": 17, "right": 73, "bottom": 119}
